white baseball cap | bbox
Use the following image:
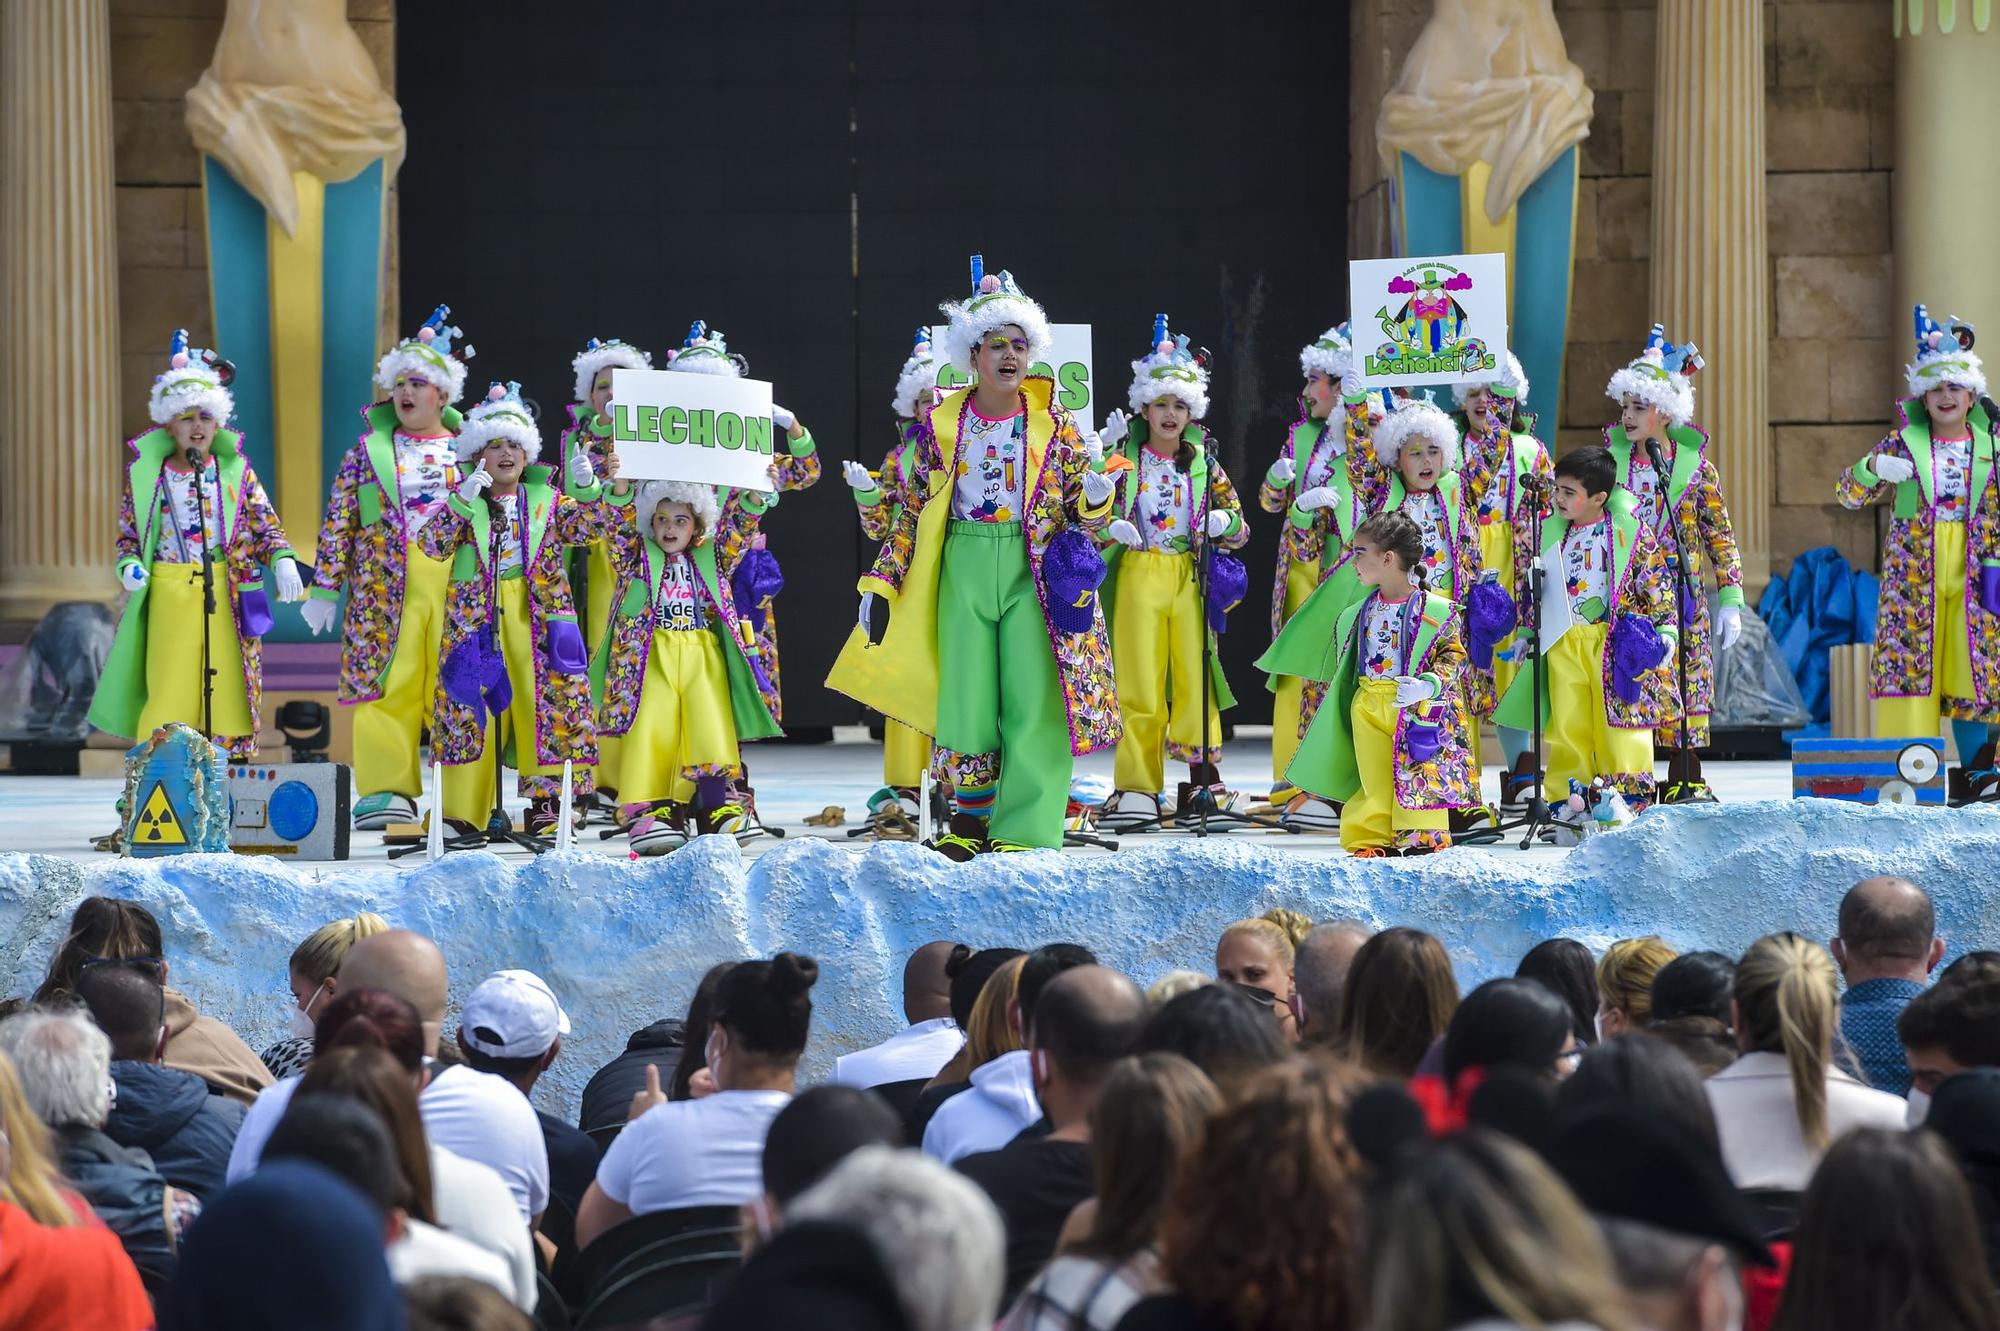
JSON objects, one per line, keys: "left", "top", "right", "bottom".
{"left": 460, "top": 968, "right": 572, "bottom": 1059}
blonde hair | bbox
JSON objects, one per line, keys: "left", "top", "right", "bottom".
{"left": 290, "top": 911, "right": 390, "bottom": 986}
{"left": 0, "top": 1050, "right": 78, "bottom": 1226}
{"left": 1736, "top": 932, "right": 1840, "bottom": 1152}
{"left": 1220, "top": 909, "right": 1314, "bottom": 966}
{"left": 963, "top": 955, "right": 1027, "bottom": 1070}
{"left": 1596, "top": 936, "right": 1677, "bottom": 1025}
{"left": 1146, "top": 971, "right": 1212, "bottom": 1005}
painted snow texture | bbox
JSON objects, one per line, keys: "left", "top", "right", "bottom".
{"left": 4, "top": 800, "right": 2000, "bottom": 1120}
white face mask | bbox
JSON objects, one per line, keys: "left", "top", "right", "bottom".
{"left": 1907, "top": 1087, "right": 1932, "bottom": 1127}
{"left": 288, "top": 980, "right": 329, "bottom": 1040}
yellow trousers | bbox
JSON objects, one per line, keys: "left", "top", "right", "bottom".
{"left": 1876, "top": 519, "right": 1976, "bottom": 740}
{"left": 1112, "top": 549, "right": 1223, "bottom": 792}
{"left": 1341, "top": 677, "right": 1449, "bottom": 852}
{"left": 582, "top": 540, "right": 625, "bottom": 795}
{"left": 136, "top": 562, "right": 253, "bottom": 742}
{"left": 352, "top": 541, "right": 450, "bottom": 799}
{"left": 1271, "top": 555, "right": 1320, "bottom": 786}
{"left": 884, "top": 719, "right": 933, "bottom": 788}
{"left": 440, "top": 578, "right": 566, "bottom": 823}
{"left": 1546, "top": 620, "right": 1654, "bottom": 795}
{"left": 1479, "top": 520, "right": 1521, "bottom": 704}
{"left": 617, "top": 626, "right": 740, "bottom": 808}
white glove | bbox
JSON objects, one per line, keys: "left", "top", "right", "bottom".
{"left": 1099, "top": 409, "right": 1130, "bottom": 447}
{"left": 300, "top": 597, "right": 339, "bottom": 637}
{"left": 1870, "top": 454, "right": 1915, "bottom": 485}
{"left": 1266, "top": 457, "right": 1296, "bottom": 488}
{"left": 1394, "top": 675, "right": 1439, "bottom": 708}
{"left": 842, "top": 460, "right": 877, "bottom": 491}
{"left": 119, "top": 564, "right": 148, "bottom": 593}
{"left": 771, "top": 403, "right": 797, "bottom": 430}
{"left": 1204, "top": 510, "right": 1233, "bottom": 538}
{"left": 1716, "top": 605, "right": 1743, "bottom": 652}
{"left": 1082, "top": 431, "right": 1105, "bottom": 466}
{"left": 457, "top": 465, "right": 492, "bottom": 501}
{"left": 566, "top": 448, "right": 596, "bottom": 488}
{"left": 858, "top": 590, "right": 878, "bottom": 630}
{"left": 1081, "top": 468, "right": 1115, "bottom": 506}
{"left": 274, "top": 557, "right": 304, "bottom": 603}
{"left": 1106, "top": 519, "right": 1143, "bottom": 549}
{"left": 1294, "top": 485, "right": 1338, "bottom": 513}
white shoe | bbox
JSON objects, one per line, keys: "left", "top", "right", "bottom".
{"left": 627, "top": 813, "right": 687, "bottom": 856}
{"left": 353, "top": 792, "right": 416, "bottom": 830}
{"left": 1097, "top": 790, "right": 1162, "bottom": 831}
{"left": 1281, "top": 794, "right": 1340, "bottom": 831}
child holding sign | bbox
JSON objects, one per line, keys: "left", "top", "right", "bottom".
{"left": 593, "top": 480, "right": 782, "bottom": 853}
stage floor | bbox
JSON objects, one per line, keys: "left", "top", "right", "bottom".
{"left": 0, "top": 727, "right": 1796, "bottom": 873}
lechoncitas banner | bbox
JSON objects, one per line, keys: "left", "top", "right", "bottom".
{"left": 608, "top": 368, "right": 778, "bottom": 491}
{"left": 1349, "top": 252, "right": 1510, "bottom": 390}
{"left": 931, "top": 323, "right": 1095, "bottom": 434}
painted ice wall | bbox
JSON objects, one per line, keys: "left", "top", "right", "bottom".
{"left": 5, "top": 800, "right": 2000, "bottom": 1120}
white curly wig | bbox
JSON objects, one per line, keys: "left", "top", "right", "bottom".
{"left": 1299, "top": 324, "right": 1352, "bottom": 382}
{"left": 938, "top": 257, "right": 1053, "bottom": 375}
{"left": 571, "top": 337, "right": 653, "bottom": 404}
{"left": 1451, "top": 350, "right": 1530, "bottom": 408}
{"left": 1126, "top": 317, "right": 1210, "bottom": 418}
{"left": 1606, "top": 349, "right": 1695, "bottom": 426}
{"left": 635, "top": 479, "right": 721, "bottom": 536}
{"left": 148, "top": 364, "right": 233, "bottom": 427}
{"left": 891, "top": 329, "right": 939, "bottom": 418}
{"left": 453, "top": 382, "right": 541, "bottom": 462}
{"left": 375, "top": 307, "right": 473, "bottom": 404}
{"left": 1371, "top": 399, "right": 1462, "bottom": 470}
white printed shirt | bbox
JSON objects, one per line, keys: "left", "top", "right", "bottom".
{"left": 1402, "top": 489, "right": 1450, "bottom": 584}
{"left": 1135, "top": 450, "right": 1194, "bottom": 552}
{"left": 1934, "top": 436, "right": 1972, "bottom": 523}
{"left": 1626, "top": 455, "right": 1669, "bottom": 535}
{"left": 655, "top": 551, "right": 706, "bottom": 631}
{"left": 953, "top": 408, "right": 1027, "bottom": 522}
{"left": 396, "top": 432, "right": 457, "bottom": 534}
{"left": 157, "top": 462, "right": 219, "bottom": 564}
{"left": 1361, "top": 594, "right": 1415, "bottom": 679}
{"left": 493, "top": 495, "right": 524, "bottom": 578}
{"left": 1562, "top": 518, "right": 1613, "bottom": 622}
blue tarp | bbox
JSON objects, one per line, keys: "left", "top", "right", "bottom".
{"left": 1759, "top": 547, "right": 1878, "bottom": 736}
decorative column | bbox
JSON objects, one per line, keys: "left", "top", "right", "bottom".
{"left": 1649, "top": 0, "right": 1771, "bottom": 590}
{"left": 0, "top": 0, "right": 122, "bottom": 621}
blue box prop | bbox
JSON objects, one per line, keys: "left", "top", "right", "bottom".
{"left": 227, "top": 763, "right": 353, "bottom": 861}
{"left": 1791, "top": 736, "right": 1946, "bottom": 807}
{"left": 122, "top": 724, "right": 232, "bottom": 856}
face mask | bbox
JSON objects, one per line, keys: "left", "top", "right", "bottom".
{"left": 704, "top": 1028, "right": 723, "bottom": 1073}
{"left": 288, "top": 980, "right": 329, "bottom": 1040}
{"left": 1907, "top": 1087, "right": 1932, "bottom": 1127}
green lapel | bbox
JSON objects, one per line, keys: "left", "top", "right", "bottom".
{"left": 1896, "top": 397, "right": 1996, "bottom": 513}
{"left": 1663, "top": 424, "right": 1703, "bottom": 509}
{"left": 365, "top": 401, "right": 466, "bottom": 515}
{"left": 1606, "top": 491, "right": 1640, "bottom": 613}
{"left": 1386, "top": 475, "right": 1463, "bottom": 549}
{"left": 125, "top": 430, "right": 173, "bottom": 563}
{"left": 692, "top": 539, "right": 783, "bottom": 741}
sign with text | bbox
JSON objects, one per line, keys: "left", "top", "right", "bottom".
{"left": 1349, "top": 252, "right": 1509, "bottom": 390}
{"left": 609, "top": 368, "right": 777, "bottom": 491}
{"left": 931, "top": 323, "right": 1095, "bottom": 434}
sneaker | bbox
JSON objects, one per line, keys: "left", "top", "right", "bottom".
{"left": 1350, "top": 846, "right": 1397, "bottom": 858}
{"left": 1281, "top": 794, "right": 1340, "bottom": 831}
{"left": 1498, "top": 756, "right": 1540, "bottom": 811}
{"left": 927, "top": 813, "right": 989, "bottom": 863}
{"left": 1398, "top": 830, "right": 1451, "bottom": 856}
{"left": 1174, "top": 781, "right": 1240, "bottom": 819}
{"left": 696, "top": 803, "right": 753, "bottom": 837}
{"left": 353, "top": 792, "right": 416, "bottom": 830}
{"left": 986, "top": 838, "right": 1039, "bottom": 852}
{"left": 1658, "top": 779, "right": 1717, "bottom": 805}
{"left": 1097, "top": 790, "right": 1161, "bottom": 831}
{"left": 627, "top": 811, "right": 687, "bottom": 856}
{"left": 524, "top": 799, "right": 564, "bottom": 837}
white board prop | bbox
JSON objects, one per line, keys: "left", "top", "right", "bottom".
{"left": 607, "top": 368, "right": 778, "bottom": 492}
{"left": 1348, "top": 252, "right": 1509, "bottom": 391}
{"left": 931, "top": 323, "right": 1095, "bottom": 435}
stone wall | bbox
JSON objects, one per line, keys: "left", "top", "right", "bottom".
{"left": 109, "top": 0, "right": 396, "bottom": 438}
{"left": 1350, "top": 0, "right": 1893, "bottom": 582}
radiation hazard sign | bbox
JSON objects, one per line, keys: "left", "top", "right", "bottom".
{"left": 133, "top": 783, "right": 187, "bottom": 845}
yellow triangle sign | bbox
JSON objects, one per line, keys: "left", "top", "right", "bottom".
{"left": 134, "top": 782, "right": 187, "bottom": 845}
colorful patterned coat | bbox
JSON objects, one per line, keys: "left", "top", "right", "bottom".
{"left": 308, "top": 401, "right": 464, "bottom": 702}
{"left": 1284, "top": 588, "right": 1481, "bottom": 809}
{"left": 416, "top": 466, "right": 612, "bottom": 768}
{"left": 1257, "top": 395, "right": 1379, "bottom": 642}
{"left": 856, "top": 421, "right": 922, "bottom": 544}
{"left": 1461, "top": 425, "right": 1555, "bottom": 715}
{"left": 826, "top": 378, "right": 1120, "bottom": 767}
{"left": 712, "top": 437, "right": 820, "bottom": 723}
{"left": 90, "top": 429, "right": 298, "bottom": 759}
{"left": 1605, "top": 424, "right": 1745, "bottom": 744}
{"left": 1835, "top": 399, "right": 2000, "bottom": 719}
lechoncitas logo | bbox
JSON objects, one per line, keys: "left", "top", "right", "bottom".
{"left": 1365, "top": 262, "right": 1497, "bottom": 379}
{"left": 610, "top": 403, "right": 775, "bottom": 456}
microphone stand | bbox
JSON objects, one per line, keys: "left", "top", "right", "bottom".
{"left": 1491, "top": 469, "right": 1554, "bottom": 849}
{"left": 1647, "top": 437, "right": 1714, "bottom": 805}
{"left": 190, "top": 448, "right": 218, "bottom": 745}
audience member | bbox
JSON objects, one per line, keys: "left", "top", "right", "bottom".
{"left": 960, "top": 966, "right": 1147, "bottom": 1303}
{"left": 403, "top": 1275, "right": 536, "bottom": 1331}
{"left": 1291, "top": 921, "right": 1373, "bottom": 1047}
{"left": 1143, "top": 971, "right": 1210, "bottom": 1005}
{"left": 913, "top": 952, "right": 1028, "bottom": 1143}
{"left": 0, "top": 1194, "right": 154, "bottom": 1331}
{"left": 34, "top": 897, "right": 272, "bottom": 1105}
{"left": 1940, "top": 950, "right": 2000, "bottom": 983}
{"left": 1595, "top": 935, "right": 1678, "bottom": 1038}
{"left": 1002, "top": 1053, "right": 1220, "bottom": 1331}
{"left": 1557, "top": 1033, "right": 1721, "bottom": 1156}
{"left": 0, "top": 1007, "right": 197, "bottom": 1286}
{"left": 1831, "top": 875, "right": 1942, "bottom": 1095}
{"left": 832, "top": 941, "right": 967, "bottom": 1116}
{"left": 761, "top": 1084, "right": 904, "bottom": 1220}
{"left": 1133, "top": 982, "right": 1286, "bottom": 1101}
{"left": 1770, "top": 1128, "right": 2000, "bottom": 1331}
{"left": 1898, "top": 967, "right": 2000, "bottom": 1113}
{"left": 1923, "top": 1067, "right": 2000, "bottom": 1285}
{"left": 578, "top": 951, "right": 818, "bottom": 1247}
{"left": 575, "top": 1014, "right": 684, "bottom": 1138}
{"left": 668, "top": 961, "right": 739, "bottom": 1102}
{"left": 1336, "top": 927, "right": 1460, "bottom": 1079}
{"left": 1214, "top": 910, "right": 1310, "bottom": 1040}
{"left": 1706, "top": 932, "right": 1906, "bottom": 1192}
{"left": 1646, "top": 951, "right": 1739, "bottom": 1077}
{"left": 259, "top": 911, "right": 392, "bottom": 1079}
{"left": 453, "top": 969, "right": 592, "bottom": 1230}
{"left": 76, "top": 959, "right": 244, "bottom": 1203}
{"left": 1515, "top": 938, "right": 1599, "bottom": 1049}
{"left": 0, "top": 1049, "right": 87, "bottom": 1225}
{"left": 1443, "top": 977, "right": 1580, "bottom": 1087}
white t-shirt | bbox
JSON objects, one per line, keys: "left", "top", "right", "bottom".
{"left": 830, "top": 1018, "right": 964, "bottom": 1090}
{"left": 953, "top": 408, "right": 1028, "bottom": 522}
{"left": 1934, "top": 436, "right": 1972, "bottom": 523}
{"left": 1134, "top": 451, "right": 1194, "bottom": 553}
{"left": 430, "top": 1143, "right": 537, "bottom": 1310}
{"left": 395, "top": 432, "right": 456, "bottom": 534}
{"left": 656, "top": 552, "right": 706, "bottom": 630}
{"left": 226, "top": 1072, "right": 299, "bottom": 1184}
{"left": 1562, "top": 519, "right": 1613, "bottom": 623}
{"left": 1361, "top": 594, "right": 1416, "bottom": 680}
{"left": 493, "top": 495, "right": 525, "bottom": 578}
{"left": 594, "top": 1089, "right": 791, "bottom": 1212}
{"left": 420, "top": 1063, "right": 549, "bottom": 1224}
{"left": 389, "top": 1217, "right": 519, "bottom": 1307}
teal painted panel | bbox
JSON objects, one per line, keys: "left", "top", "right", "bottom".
{"left": 1513, "top": 145, "right": 1579, "bottom": 435}
{"left": 202, "top": 158, "right": 274, "bottom": 480}
{"left": 1397, "top": 153, "right": 1465, "bottom": 257}
{"left": 322, "top": 161, "right": 385, "bottom": 483}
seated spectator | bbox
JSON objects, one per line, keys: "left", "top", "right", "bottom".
{"left": 1515, "top": 938, "right": 1599, "bottom": 1049}
{"left": 1832, "top": 875, "right": 1943, "bottom": 1095}
{"left": 1214, "top": 910, "right": 1311, "bottom": 1041}
{"left": 0, "top": 1196, "right": 153, "bottom": 1331}
{"left": 1706, "top": 933, "right": 1906, "bottom": 1192}
{"left": 576, "top": 1014, "right": 684, "bottom": 1138}
{"left": 1291, "top": 921, "right": 1373, "bottom": 1048}
{"left": 577, "top": 951, "right": 818, "bottom": 1247}
{"left": 1769, "top": 1128, "right": 2000, "bottom": 1331}
{"left": 1133, "top": 983, "right": 1285, "bottom": 1102}
{"left": 1898, "top": 966, "right": 2000, "bottom": 1112}
{"left": 1143, "top": 971, "right": 1211, "bottom": 1006}
{"left": 1923, "top": 1067, "right": 2000, "bottom": 1285}
{"left": 1119, "top": 1057, "right": 1362, "bottom": 1331}
{"left": 1595, "top": 935, "right": 1677, "bottom": 1039}
{"left": 1358, "top": 1129, "right": 1633, "bottom": 1331}
{"left": 761, "top": 1085, "right": 905, "bottom": 1226}
{"left": 1556, "top": 1033, "right": 1721, "bottom": 1157}
{"left": 959, "top": 966, "right": 1147, "bottom": 1304}
{"left": 1335, "top": 927, "right": 1460, "bottom": 1080}
{"left": 453, "top": 969, "right": 592, "bottom": 1230}
{"left": 912, "top": 952, "right": 1027, "bottom": 1145}
{"left": 0, "top": 1007, "right": 197, "bottom": 1286}
{"left": 926, "top": 944, "right": 1095, "bottom": 1165}
{"left": 1940, "top": 950, "right": 2000, "bottom": 983}
{"left": 258, "top": 910, "right": 391, "bottom": 1080}
{"left": 0, "top": 1048, "right": 89, "bottom": 1225}
{"left": 1443, "top": 977, "right": 1581, "bottom": 1088}
{"left": 33, "top": 896, "right": 272, "bottom": 1105}
{"left": 76, "top": 960, "right": 244, "bottom": 1202}
{"left": 1001, "top": 1053, "right": 1220, "bottom": 1331}
{"left": 832, "top": 941, "right": 966, "bottom": 1117}
{"left": 1646, "top": 951, "right": 1739, "bottom": 1078}
{"left": 163, "top": 1159, "right": 404, "bottom": 1331}
{"left": 404, "top": 1275, "right": 535, "bottom": 1331}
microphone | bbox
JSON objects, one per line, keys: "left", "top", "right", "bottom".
{"left": 1980, "top": 396, "right": 2000, "bottom": 429}
{"left": 1644, "top": 436, "right": 1668, "bottom": 478}
{"left": 184, "top": 447, "right": 202, "bottom": 469}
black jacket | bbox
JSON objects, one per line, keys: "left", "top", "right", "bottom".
{"left": 578, "top": 1018, "right": 685, "bottom": 1135}
{"left": 57, "top": 1123, "right": 185, "bottom": 1284}
{"left": 105, "top": 1059, "right": 245, "bottom": 1203}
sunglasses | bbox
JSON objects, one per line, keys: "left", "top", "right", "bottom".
{"left": 80, "top": 955, "right": 163, "bottom": 974}
{"left": 1230, "top": 981, "right": 1279, "bottom": 1009}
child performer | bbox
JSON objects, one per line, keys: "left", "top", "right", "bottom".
{"left": 1096, "top": 314, "right": 1249, "bottom": 828}
{"left": 1604, "top": 325, "right": 1742, "bottom": 799}
{"left": 420, "top": 382, "right": 611, "bottom": 836}
{"left": 826, "top": 255, "right": 1121, "bottom": 858}
{"left": 841, "top": 327, "right": 942, "bottom": 832}
{"left": 1282, "top": 512, "right": 1478, "bottom": 856}
{"left": 1836, "top": 305, "right": 2000, "bottom": 772}
{"left": 592, "top": 480, "right": 782, "bottom": 853}
{"left": 91, "top": 331, "right": 306, "bottom": 759}
{"left": 300, "top": 306, "right": 474, "bottom": 829}
{"left": 1495, "top": 445, "right": 1680, "bottom": 807}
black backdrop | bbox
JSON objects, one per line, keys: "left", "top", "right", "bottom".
{"left": 400, "top": 2, "right": 1350, "bottom": 734}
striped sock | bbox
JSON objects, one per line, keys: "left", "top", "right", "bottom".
{"left": 954, "top": 783, "right": 996, "bottom": 822}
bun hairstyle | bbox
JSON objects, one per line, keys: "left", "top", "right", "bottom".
{"left": 1354, "top": 511, "right": 1427, "bottom": 588}
{"left": 946, "top": 947, "right": 1026, "bottom": 1030}
{"left": 312, "top": 987, "right": 425, "bottom": 1073}
{"left": 714, "top": 951, "right": 820, "bottom": 1059}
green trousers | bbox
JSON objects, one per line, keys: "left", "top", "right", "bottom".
{"left": 937, "top": 520, "right": 1073, "bottom": 848}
